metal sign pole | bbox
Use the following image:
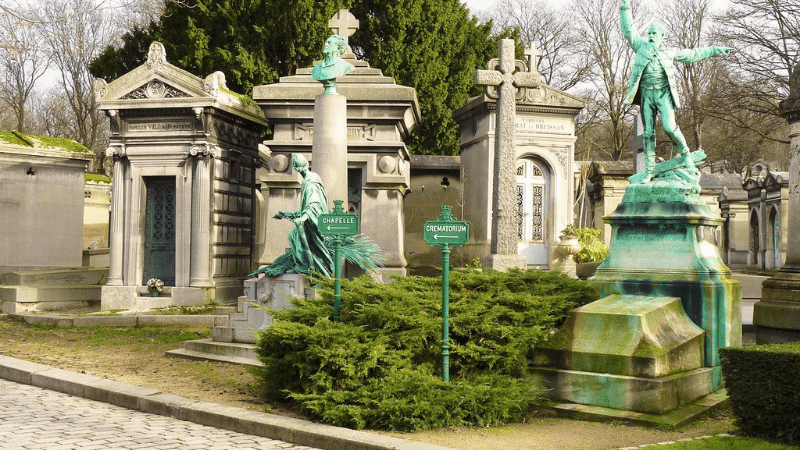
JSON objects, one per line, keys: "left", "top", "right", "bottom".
{"left": 333, "top": 236, "right": 342, "bottom": 322}
{"left": 423, "top": 205, "right": 469, "bottom": 382}
{"left": 441, "top": 242, "right": 451, "bottom": 381}
{"left": 318, "top": 200, "right": 359, "bottom": 324}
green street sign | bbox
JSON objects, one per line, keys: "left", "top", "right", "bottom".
{"left": 319, "top": 211, "right": 359, "bottom": 236}
{"left": 423, "top": 206, "right": 469, "bottom": 247}
{"left": 424, "top": 221, "right": 469, "bottom": 246}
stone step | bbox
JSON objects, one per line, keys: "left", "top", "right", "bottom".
{"left": 212, "top": 305, "right": 238, "bottom": 315}
{"left": 0, "top": 286, "right": 102, "bottom": 313}
{"left": 165, "top": 348, "right": 262, "bottom": 367}
{"left": 165, "top": 340, "right": 261, "bottom": 367}
{"left": 1, "top": 268, "right": 108, "bottom": 286}
{"left": 184, "top": 338, "right": 258, "bottom": 359}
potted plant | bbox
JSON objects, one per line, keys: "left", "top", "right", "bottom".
{"left": 146, "top": 278, "right": 164, "bottom": 297}
{"left": 573, "top": 227, "right": 608, "bottom": 278}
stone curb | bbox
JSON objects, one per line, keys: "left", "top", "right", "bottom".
{"left": 0, "top": 354, "right": 456, "bottom": 450}
{"left": 6, "top": 312, "right": 228, "bottom": 328}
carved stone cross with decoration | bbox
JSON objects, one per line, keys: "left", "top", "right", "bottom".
{"left": 524, "top": 41, "right": 545, "bottom": 75}
{"left": 475, "top": 38, "right": 540, "bottom": 267}
{"left": 328, "top": 9, "right": 359, "bottom": 50}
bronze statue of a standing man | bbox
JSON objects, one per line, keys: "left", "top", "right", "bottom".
{"left": 621, "top": 0, "right": 731, "bottom": 183}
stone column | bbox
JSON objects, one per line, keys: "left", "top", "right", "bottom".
{"left": 312, "top": 93, "right": 348, "bottom": 209}
{"left": 189, "top": 143, "right": 214, "bottom": 287}
{"left": 753, "top": 81, "right": 800, "bottom": 343}
{"left": 106, "top": 145, "right": 126, "bottom": 286}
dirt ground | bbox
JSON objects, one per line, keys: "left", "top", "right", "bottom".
{"left": 0, "top": 316, "right": 738, "bottom": 450}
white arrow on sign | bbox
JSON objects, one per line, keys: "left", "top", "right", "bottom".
{"left": 327, "top": 225, "right": 351, "bottom": 231}
{"left": 434, "top": 234, "right": 459, "bottom": 239}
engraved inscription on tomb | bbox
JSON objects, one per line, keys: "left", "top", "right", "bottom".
{"left": 127, "top": 122, "right": 193, "bottom": 133}
{"left": 516, "top": 117, "right": 568, "bottom": 134}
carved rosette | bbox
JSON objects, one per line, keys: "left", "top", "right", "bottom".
{"left": 121, "top": 80, "right": 190, "bottom": 100}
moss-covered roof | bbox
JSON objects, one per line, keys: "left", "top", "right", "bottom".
{"left": 0, "top": 130, "right": 91, "bottom": 154}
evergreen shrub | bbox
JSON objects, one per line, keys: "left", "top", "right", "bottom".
{"left": 251, "top": 269, "right": 599, "bottom": 431}
{"left": 720, "top": 342, "right": 800, "bottom": 444}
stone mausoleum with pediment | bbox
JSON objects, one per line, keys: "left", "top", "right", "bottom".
{"left": 453, "top": 60, "right": 585, "bottom": 269}
{"left": 95, "top": 42, "right": 267, "bottom": 310}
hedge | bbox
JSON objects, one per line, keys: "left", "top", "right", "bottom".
{"left": 720, "top": 342, "right": 800, "bottom": 444}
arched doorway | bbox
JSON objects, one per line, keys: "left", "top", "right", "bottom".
{"left": 515, "top": 157, "right": 549, "bottom": 266}
{"left": 749, "top": 209, "right": 760, "bottom": 267}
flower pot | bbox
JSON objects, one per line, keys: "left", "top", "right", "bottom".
{"left": 150, "top": 290, "right": 159, "bottom": 297}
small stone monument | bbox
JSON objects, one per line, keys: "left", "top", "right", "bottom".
{"left": 474, "top": 38, "right": 540, "bottom": 271}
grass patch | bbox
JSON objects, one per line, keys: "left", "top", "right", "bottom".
{"left": 76, "top": 326, "right": 209, "bottom": 346}
{"left": 655, "top": 436, "right": 798, "bottom": 449}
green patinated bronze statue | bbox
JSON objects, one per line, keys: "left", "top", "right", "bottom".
{"left": 621, "top": 0, "right": 731, "bottom": 184}
{"left": 311, "top": 34, "right": 354, "bottom": 94}
{"left": 253, "top": 154, "right": 335, "bottom": 278}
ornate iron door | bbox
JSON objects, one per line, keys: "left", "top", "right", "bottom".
{"left": 143, "top": 177, "right": 176, "bottom": 286}
{"left": 515, "top": 158, "right": 549, "bottom": 266}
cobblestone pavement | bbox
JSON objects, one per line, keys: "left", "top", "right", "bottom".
{"left": 0, "top": 379, "right": 321, "bottom": 450}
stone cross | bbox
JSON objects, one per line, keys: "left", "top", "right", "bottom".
{"left": 475, "top": 39, "right": 540, "bottom": 260}
{"left": 524, "top": 41, "right": 545, "bottom": 75}
{"left": 328, "top": 9, "right": 359, "bottom": 47}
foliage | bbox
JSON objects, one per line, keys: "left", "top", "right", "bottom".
{"left": 573, "top": 227, "right": 608, "bottom": 264}
{"left": 89, "top": 0, "right": 507, "bottom": 156}
{"left": 85, "top": 173, "right": 112, "bottom": 184}
{"left": 652, "top": 436, "right": 800, "bottom": 450}
{"left": 720, "top": 342, "right": 800, "bottom": 445}
{"left": 251, "top": 269, "right": 599, "bottom": 431}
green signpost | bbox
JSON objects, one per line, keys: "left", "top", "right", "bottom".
{"left": 319, "top": 200, "right": 359, "bottom": 322}
{"left": 424, "top": 206, "right": 469, "bottom": 381}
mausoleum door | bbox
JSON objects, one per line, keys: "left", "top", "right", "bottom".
{"left": 515, "top": 158, "right": 549, "bottom": 266}
{"left": 143, "top": 176, "right": 176, "bottom": 286}
{"left": 771, "top": 208, "right": 780, "bottom": 268}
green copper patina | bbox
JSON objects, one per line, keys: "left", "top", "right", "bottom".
{"left": 311, "top": 34, "right": 354, "bottom": 94}
{"left": 251, "top": 154, "right": 335, "bottom": 278}
{"left": 621, "top": 0, "right": 731, "bottom": 184}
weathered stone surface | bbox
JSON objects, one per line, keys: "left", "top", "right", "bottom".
{"left": 530, "top": 367, "right": 716, "bottom": 414}
{"left": 591, "top": 195, "right": 741, "bottom": 376}
{"left": 534, "top": 295, "right": 704, "bottom": 378}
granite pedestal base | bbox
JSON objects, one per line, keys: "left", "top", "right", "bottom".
{"left": 212, "top": 274, "right": 312, "bottom": 344}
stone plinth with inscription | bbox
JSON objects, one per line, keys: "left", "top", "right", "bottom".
{"left": 252, "top": 10, "right": 420, "bottom": 280}
{"left": 531, "top": 177, "right": 741, "bottom": 415}
{"left": 454, "top": 50, "right": 585, "bottom": 270}
{"left": 96, "top": 42, "right": 267, "bottom": 311}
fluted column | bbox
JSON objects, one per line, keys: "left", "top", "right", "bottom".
{"left": 106, "top": 144, "right": 126, "bottom": 286}
{"left": 189, "top": 143, "right": 215, "bottom": 286}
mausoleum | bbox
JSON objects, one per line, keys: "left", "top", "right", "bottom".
{"left": 96, "top": 42, "right": 267, "bottom": 310}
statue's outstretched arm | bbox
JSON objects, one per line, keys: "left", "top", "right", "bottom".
{"left": 620, "top": 0, "right": 640, "bottom": 49}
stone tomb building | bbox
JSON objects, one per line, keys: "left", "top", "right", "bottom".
{"left": 252, "top": 39, "right": 419, "bottom": 280}
{"left": 742, "top": 162, "right": 788, "bottom": 270}
{"left": 453, "top": 80, "right": 584, "bottom": 269}
{"left": 96, "top": 43, "right": 267, "bottom": 310}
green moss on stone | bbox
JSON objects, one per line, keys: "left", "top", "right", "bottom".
{"left": 85, "top": 173, "right": 112, "bottom": 184}
{"left": 0, "top": 131, "right": 90, "bottom": 153}
{"left": 221, "top": 87, "right": 258, "bottom": 107}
